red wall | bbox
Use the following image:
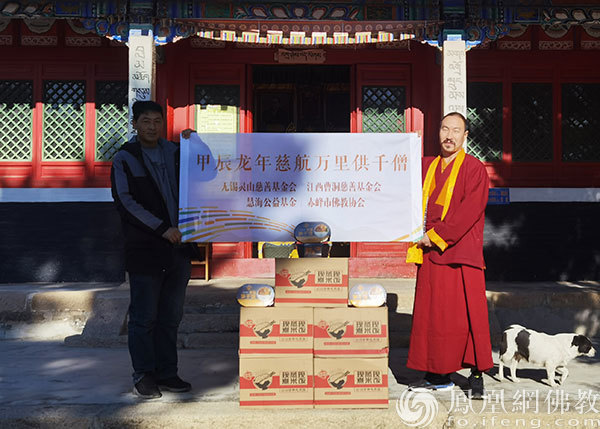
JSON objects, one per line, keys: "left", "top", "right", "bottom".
{"left": 4, "top": 26, "right": 599, "bottom": 278}
{"left": 0, "top": 21, "right": 127, "bottom": 188}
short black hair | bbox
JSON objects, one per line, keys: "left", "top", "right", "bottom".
{"left": 441, "top": 111, "right": 469, "bottom": 132}
{"left": 132, "top": 100, "right": 163, "bottom": 121}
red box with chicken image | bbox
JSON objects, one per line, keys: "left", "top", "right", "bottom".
{"left": 313, "top": 307, "right": 389, "bottom": 357}
{"left": 274, "top": 258, "right": 348, "bottom": 307}
{"left": 314, "top": 357, "right": 389, "bottom": 408}
{"left": 239, "top": 307, "right": 313, "bottom": 357}
{"left": 239, "top": 357, "right": 314, "bottom": 408}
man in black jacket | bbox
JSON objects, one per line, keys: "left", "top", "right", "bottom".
{"left": 111, "top": 100, "right": 193, "bottom": 399}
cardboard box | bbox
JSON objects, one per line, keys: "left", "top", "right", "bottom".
{"left": 313, "top": 307, "right": 389, "bottom": 357}
{"left": 239, "top": 307, "right": 313, "bottom": 357}
{"left": 275, "top": 258, "right": 348, "bottom": 307}
{"left": 239, "top": 357, "right": 314, "bottom": 408}
{"left": 314, "top": 357, "right": 388, "bottom": 409}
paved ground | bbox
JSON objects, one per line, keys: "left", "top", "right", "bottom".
{"left": 0, "top": 278, "right": 599, "bottom": 428}
{"left": 0, "top": 339, "right": 598, "bottom": 428}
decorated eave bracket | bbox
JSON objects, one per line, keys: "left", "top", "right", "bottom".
{"left": 87, "top": 19, "right": 439, "bottom": 46}
{"left": 2, "top": 2, "right": 599, "bottom": 48}
{"left": 424, "top": 22, "right": 512, "bottom": 51}
{"left": 179, "top": 20, "right": 433, "bottom": 46}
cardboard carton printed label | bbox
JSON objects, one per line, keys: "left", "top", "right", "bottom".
{"left": 316, "top": 269, "right": 342, "bottom": 284}
{"left": 280, "top": 370, "right": 307, "bottom": 385}
{"left": 317, "top": 370, "right": 329, "bottom": 379}
{"left": 355, "top": 320, "right": 381, "bottom": 335}
{"left": 289, "top": 270, "right": 310, "bottom": 288}
{"left": 280, "top": 319, "right": 308, "bottom": 335}
{"left": 355, "top": 370, "right": 382, "bottom": 385}
{"left": 252, "top": 320, "right": 277, "bottom": 338}
{"left": 318, "top": 320, "right": 350, "bottom": 340}
{"left": 252, "top": 371, "right": 276, "bottom": 390}
{"left": 327, "top": 371, "right": 351, "bottom": 390}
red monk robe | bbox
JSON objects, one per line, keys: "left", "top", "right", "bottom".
{"left": 406, "top": 149, "right": 494, "bottom": 374}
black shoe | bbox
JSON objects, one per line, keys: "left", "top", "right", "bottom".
{"left": 468, "top": 371, "right": 486, "bottom": 400}
{"left": 133, "top": 375, "right": 162, "bottom": 399}
{"left": 408, "top": 373, "right": 455, "bottom": 392}
{"left": 157, "top": 375, "right": 192, "bottom": 392}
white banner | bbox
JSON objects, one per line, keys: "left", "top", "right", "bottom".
{"left": 179, "top": 133, "right": 422, "bottom": 242}
{"left": 127, "top": 30, "right": 155, "bottom": 139}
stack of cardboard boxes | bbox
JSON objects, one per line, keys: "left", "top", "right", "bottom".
{"left": 239, "top": 258, "right": 389, "bottom": 409}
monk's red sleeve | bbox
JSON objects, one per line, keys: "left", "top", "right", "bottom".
{"left": 429, "top": 163, "right": 489, "bottom": 249}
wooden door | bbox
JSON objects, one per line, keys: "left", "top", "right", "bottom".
{"left": 351, "top": 64, "right": 419, "bottom": 277}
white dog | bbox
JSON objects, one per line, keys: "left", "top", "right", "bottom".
{"left": 498, "top": 324, "right": 596, "bottom": 387}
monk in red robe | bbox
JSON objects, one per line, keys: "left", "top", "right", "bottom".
{"left": 406, "top": 112, "right": 493, "bottom": 399}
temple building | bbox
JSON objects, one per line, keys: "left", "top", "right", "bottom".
{"left": 1, "top": 1, "right": 598, "bottom": 282}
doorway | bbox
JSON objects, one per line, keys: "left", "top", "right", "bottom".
{"left": 252, "top": 65, "right": 351, "bottom": 257}
{"left": 253, "top": 65, "right": 351, "bottom": 133}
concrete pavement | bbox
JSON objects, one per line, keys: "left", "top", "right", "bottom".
{"left": 0, "top": 339, "right": 599, "bottom": 428}
{"left": 0, "top": 278, "right": 599, "bottom": 428}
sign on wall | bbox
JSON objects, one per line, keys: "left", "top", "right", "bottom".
{"left": 179, "top": 133, "right": 423, "bottom": 243}
{"left": 275, "top": 49, "right": 326, "bottom": 63}
{"left": 196, "top": 105, "right": 238, "bottom": 133}
{"left": 127, "top": 29, "right": 155, "bottom": 139}
{"left": 488, "top": 188, "right": 510, "bottom": 205}
{"left": 442, "top": 39, "right": 467, "bottom": 117}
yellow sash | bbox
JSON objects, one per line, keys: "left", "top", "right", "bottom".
{"left": 406, "top": 149, "right": 466, "bottom": 264}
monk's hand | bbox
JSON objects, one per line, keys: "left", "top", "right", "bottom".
{"left": 162, "top": 227, "right": 182, "bottom": 244}
{"left": 416, "top": 234, "right": 432, "bottom": 249}
{"left": 181, "top": 128, "right": 195, "bottom": 139}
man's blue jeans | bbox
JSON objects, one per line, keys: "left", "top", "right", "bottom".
{"left": 128, "top": 250, "right": 191, "bottom": 383}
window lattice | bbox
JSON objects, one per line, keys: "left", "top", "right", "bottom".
{"left": 0, "top": 80, "right": 33, "bottom": 161}
{"left": 95, "top": 81, "right": 128, "bottom": 161}
{"left": 512, "top": 83, "right": 553, "bottom": 162}
{"left": 195, "top": 85, "right": 240, "bottom": 107}
{"left": 43, "top": 80, "right": 86, "bottom": 161}
{"left": 362, "top": 86, "right": 406, "bottom": 133}
{"left": 562, "top": 83, "right": 600, "bottom": 162}
{"left": 467, "top": 82, "right": 503, "bottom": 162}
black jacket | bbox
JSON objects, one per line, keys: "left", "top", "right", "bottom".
{"left": 111, "top": 138, "right": 193, "bottom": 274}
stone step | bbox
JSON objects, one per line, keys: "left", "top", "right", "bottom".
{"left": 179, "top": 313, "right": 239, "bottom": 333}
{"left": 184, "top": 304, "right": 240, "bottom": 314}
{"left": 178, "top": 310, "right": 412, "bottom": 334}
{"left": 65, "top": 332, "right": 412, "bottom": 349}
{"left": 64, "top": 331, "right": 242, "bottom": 349}
{"left": 1, "top": 320, "right": 83, "bottom": 341}
{"left": 181, "top": 332, "right": 239, "bottom": 348}
{"left": 3, "top": 279, "right": 600, "bottom": 349}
